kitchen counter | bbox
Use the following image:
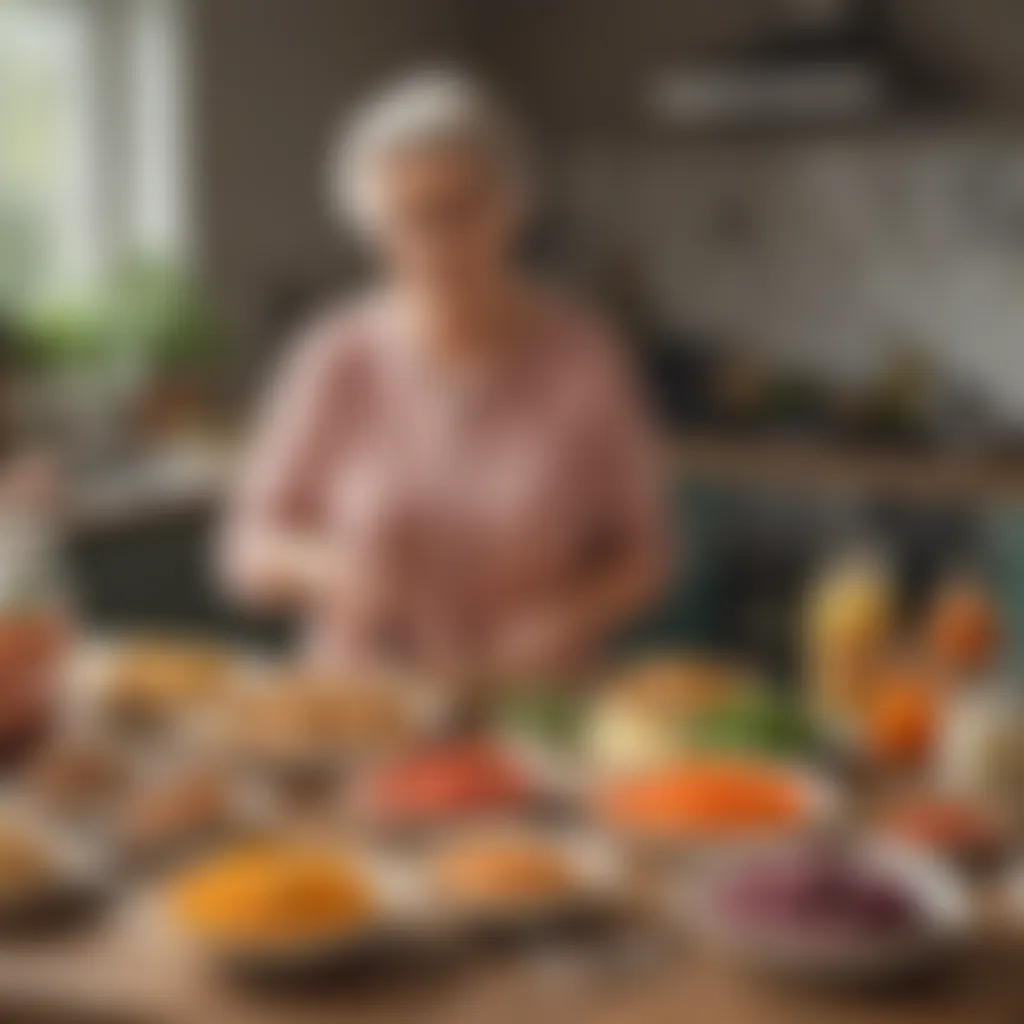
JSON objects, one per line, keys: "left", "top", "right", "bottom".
{"left": 673, "top": 435, "right": 1024, "bottom": 501}
{"left": 66, "top": 434, "right": 1024, "bottom": 542}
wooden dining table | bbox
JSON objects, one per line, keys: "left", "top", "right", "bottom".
{"left": 0, "top": 845, "right": 1018, "bottom": 1024}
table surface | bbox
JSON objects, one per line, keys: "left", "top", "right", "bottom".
{"left": 0, "top": 861, "right": 1019, "bottom": 1024}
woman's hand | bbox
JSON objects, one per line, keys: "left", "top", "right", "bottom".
{"left": 489, "top": 605, "right": 591, "bottom": 679}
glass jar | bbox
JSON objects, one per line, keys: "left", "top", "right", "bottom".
{"left": 804, "top": 547, "right": 896, "bottom": 735}
{"left": 0, "top": 502, "right": 73, "bottom": 759}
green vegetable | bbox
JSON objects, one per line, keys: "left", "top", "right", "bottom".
{"left": 684, "top": 692, "right": 816, "bottom": 758}
{"left": 500, "top": 688, "right": 582, "bottom": 750}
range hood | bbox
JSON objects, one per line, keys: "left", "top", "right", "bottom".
{"left": 649, "top": 0, "right": 952, "bottom": 127}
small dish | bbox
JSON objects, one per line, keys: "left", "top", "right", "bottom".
{"left": 690, "top": 839, "right": 971, "bottom": 986}
{"left": 346, "top": 739, "right": 562, "bottom": 835}
{"left": 162, "top": 841, "right": 417, "bottom": 977}
{"left": 592, "top": 759, "right": 840, "bottom": 852}
{"left": 423, "top": 825, "right": 626, "bottom": 932}
{"left": 877, "top": 793, "right": 1012, "bottom": 872}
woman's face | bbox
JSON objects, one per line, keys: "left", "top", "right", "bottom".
{"left": 367, "top": 144, "right": 524, "bottom": 295}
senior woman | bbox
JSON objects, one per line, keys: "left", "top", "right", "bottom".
{"left": 221, "top": 72, "right": 667, "bottom": 681}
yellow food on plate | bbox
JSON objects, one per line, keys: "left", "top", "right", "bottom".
{"left": 104, "top": 638, "right": 236, "bottom": 720}
{"left": 586, "top": 655, "right": 751, "bottom": 769}
{"left": 169, "top": 844, "right": 377, "bottom": 944}
{"left": 432, "top": 834, "right": 578, "bottom": 907}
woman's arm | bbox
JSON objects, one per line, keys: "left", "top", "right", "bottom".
{"left": 218, "top": 313, "right": 351, "bottom": 611}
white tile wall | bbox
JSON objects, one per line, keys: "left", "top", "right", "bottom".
{"left": 563, "top": 133, "right": 1024, "bottom": 419}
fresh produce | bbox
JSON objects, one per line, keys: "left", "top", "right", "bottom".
{"left": 499, "top": 688, "right": 581, "bottom": 751}
{"left": 596, "top": 760, "right": 814, "bottom": 840}
{"left": 924, "top": 577, "right": 999, "bottom": 676}
{"left": 685, "top": 692, "right": 817, "bottom": 759}
{"left": 863, "top": 660, "right": 940, "bottom": 766}
{"left": 585, "top": 655, "right": 750, "bottom": 769}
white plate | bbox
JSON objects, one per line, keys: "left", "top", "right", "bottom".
{"left": 690, "top": 839, "right": 971, "bottom": 985}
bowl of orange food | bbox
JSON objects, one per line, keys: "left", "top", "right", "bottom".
{"left": 165, "top": 841, "right": 412, "bottom": 974}
{"left": 426, "top": 826, "right": 625, "bottom": 930}
{"left": 594, "top": 759, "right": 838, "bottom": 849}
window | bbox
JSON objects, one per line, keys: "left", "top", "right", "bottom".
{"left": 0, "top": 0, "right": 186, "bottom": 308}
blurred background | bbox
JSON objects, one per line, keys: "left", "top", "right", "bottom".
{"left": 4, "top": 0, "right": 1024, "bottom": 676}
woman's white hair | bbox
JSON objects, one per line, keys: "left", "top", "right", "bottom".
{"left": 332, "top": 69, "right": 529, "bottom": 232}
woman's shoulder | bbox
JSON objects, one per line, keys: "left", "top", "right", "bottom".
{"left": 280, "top": 292, "right": 388, "bottom": 381}
{"left": 536, "top": 286, "right": 622, "bottom": 346}
{"left": 534, "top": 286, "right": 636, "bottom": 387}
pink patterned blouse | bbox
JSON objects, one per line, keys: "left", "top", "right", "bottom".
{"left": 222, "top": 293, "right": 666, "bottom": 672}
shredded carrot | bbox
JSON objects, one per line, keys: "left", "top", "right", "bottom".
{"left": 599, "top": 761, "right": 807, "bottom": 837}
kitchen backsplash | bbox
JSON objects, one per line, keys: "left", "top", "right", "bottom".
{"left": 562, "top": 131, "right": 1024, "bottom": 420}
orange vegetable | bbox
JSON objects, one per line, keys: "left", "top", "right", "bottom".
{"left": 924, "top": 579, "right": 999, "bottom": 675}
{"left": 598, "top": 761, "right": 807, "bottom": 838}
{"left": 864, "top": 667, "right": 939, "bottom": 766}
